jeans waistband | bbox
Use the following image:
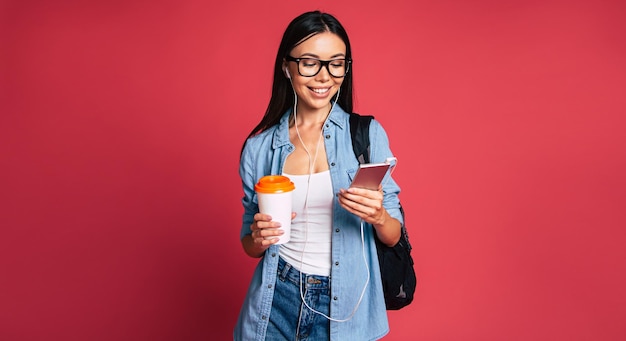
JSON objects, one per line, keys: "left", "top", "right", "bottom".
{"left": 277, "top": 257, "right": 330, "bottom": 289}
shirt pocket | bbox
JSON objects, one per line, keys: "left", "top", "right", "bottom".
{"left": 346, "top": 167, "right": 359, "bottom": 185}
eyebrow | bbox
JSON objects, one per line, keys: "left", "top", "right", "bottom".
{"left": 298, "top": 53, "right": 346, "bottom": 59}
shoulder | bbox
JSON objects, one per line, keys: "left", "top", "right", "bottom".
{"left": 366, "top": 115, "right": 385, "bottom": 130}
{"left": 240, "top": 128, "right": 275, "bottom": 171}
{"left": 365, "top": 116, "right": 394, "bottom": 162}
{"left": 241, "top": 111, "right": 291, "bottom": 161}
{"left": 349, "top": 113, "right": 388, "bottom": 138}
{"left": 242, "top": 112, "right": 287, "bottom": 151}
{"left": 348, "top": 112, "right": 384, "bottom": 128}
{"left": 244, "top": 127, "right": 274, "bottom": 148}
{"left": 368, "top": 117, "right": 389, "bottom": 135}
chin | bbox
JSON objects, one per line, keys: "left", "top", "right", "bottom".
{"left": 302, "top": 100, "right": 333, "bottom": 112}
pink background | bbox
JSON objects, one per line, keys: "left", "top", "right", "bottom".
{"left": 2, "top": 0, "right": 625, "bottom": 340}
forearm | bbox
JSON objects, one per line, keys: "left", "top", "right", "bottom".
{"left": 373, "top": 210, "right": 402, "bottom": 247}
{"left": 241, "top": 234, "right": 268, "bottom": 258}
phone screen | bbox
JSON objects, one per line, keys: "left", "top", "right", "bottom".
{"left": 350, "top": 163, "right": 391, "bottom": 190}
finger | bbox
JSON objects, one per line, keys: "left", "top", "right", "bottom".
{"left": 339, "top": 194, "right": 382, "bottom": 219}
{"left": 253, "top": 230, "right": 270, "bottom": 244}
{"left": 340, "top": 192, "right": 382, "bottom": 211}
{"left": 338, "top": 195, "right": 366, "bottom": 215}
{"left": 254, "top": 228, "right": 283, "bottom": 245}
{"left": 254, "top": 213, "right": 273, "bottom": 222}
{"left": 344, "top": 187, "right": 383, "bottom": 201}
{"left": 257, "top": 220, "right": 283, "bottom": 230}
{"left": 254, "top": 212, "right": 281, "bottom": 230}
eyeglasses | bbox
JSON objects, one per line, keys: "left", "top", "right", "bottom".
{"left": 285, "top": 55, "right": 351, "bottom": 78}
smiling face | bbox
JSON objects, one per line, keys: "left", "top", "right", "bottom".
{"left": 284, "top": 31, "right": 347, "bottom": 117}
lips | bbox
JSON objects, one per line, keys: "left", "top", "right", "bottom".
{"left": 309, "top": 87, "right": 331, "bottom": 97}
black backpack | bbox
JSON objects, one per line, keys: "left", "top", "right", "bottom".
{"left": 349, "top": 113, "right": 417, "bottom": 310}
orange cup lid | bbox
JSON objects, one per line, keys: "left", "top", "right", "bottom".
{"left": 254, "top": 175, "right": 295, "bottom": 193}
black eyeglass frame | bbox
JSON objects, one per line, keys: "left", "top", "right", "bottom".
{"left": 285, "top": 55, "right": 352, "bottom": 78}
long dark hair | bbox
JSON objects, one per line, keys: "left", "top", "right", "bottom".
{"left": 245, "top": 11, "right": 354, "bottom": 141}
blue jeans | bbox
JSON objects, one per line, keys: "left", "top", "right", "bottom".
{"left": 265, "top": 257, "right": 331, "bottom": 341}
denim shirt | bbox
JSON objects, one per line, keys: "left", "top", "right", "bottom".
{"left": 234, "top": 105, "right": 403, "bottom": 341}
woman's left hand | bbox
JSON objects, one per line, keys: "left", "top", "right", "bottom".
{"left": 338, "top": 186, "right": 386, "bottom": 226}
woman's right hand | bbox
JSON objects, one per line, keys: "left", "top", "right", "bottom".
{"left": 242, "top": 212, "right": 296, "bottom": 258}
{"left": 250, "top": 213, "right": 285, "bottom": 246}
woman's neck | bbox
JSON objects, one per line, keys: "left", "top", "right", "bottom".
{"left": 293, "top": 103, "right": 332, "bottom": 128}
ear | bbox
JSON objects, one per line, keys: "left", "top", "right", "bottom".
{"left": 282, "top": 60, "right": 291, "bottom": 79}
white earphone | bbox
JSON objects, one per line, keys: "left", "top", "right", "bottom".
{"left": 284, "top": 67, "right": 291, "bottom": 79}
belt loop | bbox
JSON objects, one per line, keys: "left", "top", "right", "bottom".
{"left": 279, "top": 259, "right": 292, "bottom": 282}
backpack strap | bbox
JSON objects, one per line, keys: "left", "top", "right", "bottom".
{"left": 349, "top": 112, "right": 412, "bottom": 253}
{"left": 349, "top": 112, "right": 416, "bottom": 310}
{"left": 349, "top": 113, "right": 374, "bottom": 164}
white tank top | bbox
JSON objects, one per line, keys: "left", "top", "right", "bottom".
{"left": 280, "top": 170, "right": 334, "bottom": 276}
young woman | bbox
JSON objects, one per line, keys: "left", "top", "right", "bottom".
{"left": 235, "top": 11, "right": 404, "bottom": 341}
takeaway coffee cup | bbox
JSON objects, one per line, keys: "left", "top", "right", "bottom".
{"left": 254, "top": 175, "right": 295, "bottom": 244}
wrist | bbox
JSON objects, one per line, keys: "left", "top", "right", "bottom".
{"left": 373, "top": 209, "right": 389, "bottom": 229}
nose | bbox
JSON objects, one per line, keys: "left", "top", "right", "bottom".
{"left": 315, "top": 64, "right": 331, "bottom": 81}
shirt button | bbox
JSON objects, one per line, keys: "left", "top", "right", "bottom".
{"left": 330, "top": 162, "right": 335, "bottom": 167}
{"left": 268, "top": 284, "right": 273, "bottom": 289}
{"left": 335, "top": 261, "right": 339, "bottom": 266}
{"left": 326, "top": 124, "right": 330, "bottom": 128}
{"left": 325, "top": 134, "right": 331, "bottom": 139}
{"left": 262, "top": 315, "right": 267, "bottom": 320}
{"left": 335, "top": 228, "right": 340, "bottom": 233}
{"left": 333, "top": 296, "right": 338, "bottom": 301}
{"left": 271, "top": 253, "right": 276, "bottom": 257}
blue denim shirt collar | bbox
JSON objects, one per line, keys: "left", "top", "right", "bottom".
{"left": 272, "top": 105, "right": 349, "bottom": 150}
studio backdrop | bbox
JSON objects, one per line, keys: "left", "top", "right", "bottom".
{"left": 1, "top": 0, "right": 625, "bottom": 340}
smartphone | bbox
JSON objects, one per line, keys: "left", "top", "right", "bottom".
{"left": 350, "top": 162, "right": 391, "bottom": 190}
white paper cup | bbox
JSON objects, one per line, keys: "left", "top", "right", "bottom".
{"left": 255, "top": 175, "right": 295, "bottom": 244}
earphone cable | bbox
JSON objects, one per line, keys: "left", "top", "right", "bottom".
{"left": 290, "top": 85, "right": 370, "bottom": 322}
